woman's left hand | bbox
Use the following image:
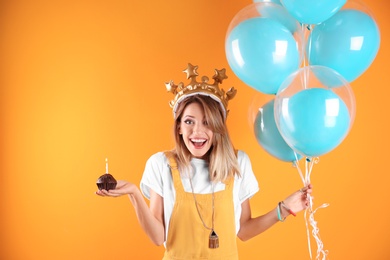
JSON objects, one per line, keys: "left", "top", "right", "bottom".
{"left": 283, "top": 184, "right": 313, "bottom": 215}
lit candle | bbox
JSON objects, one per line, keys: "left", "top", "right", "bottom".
{"left": 105, "top": 158, "right": 108, "bottom": 173}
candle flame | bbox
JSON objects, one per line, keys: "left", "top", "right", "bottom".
{"left": 105, "top": 158, "right": 108, "bottom": 173}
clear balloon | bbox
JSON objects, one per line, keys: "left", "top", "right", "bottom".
{"left": 307, "top": 1, "right": 380, "bottom": 83}
{"left": 225, "top": 2, "right": 303, "bottom": 95}
{"left": 274, "top": 66, "right": 355, "bottom": 157}
{"left": 281, "top": 0, "right": 346, "bottom": 25}
{"left": 253, "top": 99, "right": 301, "bottom": 162}
{"left": 253, "top": 0, "right": 282, "bottom": 5}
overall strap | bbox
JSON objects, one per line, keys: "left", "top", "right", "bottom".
{"left": 164, "top": 151, "right": 185, "bottom": 193}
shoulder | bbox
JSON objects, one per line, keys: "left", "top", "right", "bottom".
{"left": 235, "top": 150, "right": 256, "bottom": 179}
{"left": 233, "top": 150, "right": 260, "bottom": 201}
{"left": 236, "top": 150, "right": 251, "bottom": 163}
{"left": 143, "top": 151, "right": 172, "bottom": 176}
{"left": 141, "top": 151, "right": 172, "bottom": 199}
{"left": 146, "top": 151, "right": 169, "bottom": 165}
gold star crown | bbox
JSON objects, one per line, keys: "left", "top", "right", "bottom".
{"left": 165, "top": 63, "right": 237, "bottom": 119}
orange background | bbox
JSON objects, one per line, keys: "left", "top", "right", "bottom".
{"left": 1, "top": 0, "right": 389, "bottom": 259}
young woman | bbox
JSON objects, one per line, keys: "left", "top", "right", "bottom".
{"left": 96, "top": 64, "right": 312, "bottom": 259}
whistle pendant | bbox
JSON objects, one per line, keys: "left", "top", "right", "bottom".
{"left": 209, "top": 230, "right": 219, "bottom": 249}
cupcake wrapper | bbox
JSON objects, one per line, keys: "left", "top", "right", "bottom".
{"left": 96, "top": 181, "right": 117, "bottom": 191}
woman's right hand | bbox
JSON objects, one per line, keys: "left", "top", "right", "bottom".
{"left": 95, "top": 180, "right": 137, "bottom": 197}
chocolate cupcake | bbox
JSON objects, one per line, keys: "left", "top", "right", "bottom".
{"left": 96, "top": 173, "right": 117, "bottom": 191}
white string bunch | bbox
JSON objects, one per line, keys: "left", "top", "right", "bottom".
{"left": 294, "top": 155, "right": 329, "bottom": 260}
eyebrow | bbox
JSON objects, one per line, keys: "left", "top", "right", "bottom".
{"left": 182, "top": 115, "right": 195, "bottom": 119}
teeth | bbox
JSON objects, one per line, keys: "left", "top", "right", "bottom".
{"left": 191, "top": 139, "right": 206, "bottom": 143}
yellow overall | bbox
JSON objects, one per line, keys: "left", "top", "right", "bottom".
{"left": 163, "top": 152, "right": 238, "bottom": 260}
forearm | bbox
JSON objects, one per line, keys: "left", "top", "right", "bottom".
{"left": 128, "top": 189, "right": 165, "bottom": 246}
{"left": 237, "top": 185, "right": 311, "bottom": 241}
{"left": 238, "top": 206, "right": 289, "bottom": 241}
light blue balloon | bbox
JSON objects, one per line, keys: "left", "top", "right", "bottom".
{"left": 308, "top": 9, "right": 380, "bottom": 83}
{"left": 254, "top": 99, "right": 301, "bottom": 162}
{"left": 225, "top": 17, "right": 299, "bottom": 95}
{"left": 277, "top": 88, "right": 350, "bottom": 157}
{"left": 281, "top": 0, "right": 346, "bottom": 24}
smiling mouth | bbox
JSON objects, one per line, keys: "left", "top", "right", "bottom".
{"left": 191, "top": 138, "right": 207, "bottom": 148}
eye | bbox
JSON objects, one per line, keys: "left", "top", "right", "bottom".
{"left": 184, "top": 119, "right": 193, "bottom": 125}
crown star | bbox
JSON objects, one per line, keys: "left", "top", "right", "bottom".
{"left": 165, "top": 80, "right": 175, "bottom": 92}
{"left": 183, "top": 63, "right": 199, "bottom": 79}
{"left": 213, "top": 68, "right": 228, "bottom": 84}
{"left": 165, "top": 63, "right": 237, "bottom": 119}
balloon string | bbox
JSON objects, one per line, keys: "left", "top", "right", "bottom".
{"left": 300, "top": 24, "right": 312, "bottom": 89}
{"left": 300, "top": 23, "right": 308, "bottom": 89}
{"left": 293, "top": 152, "right": 305, "bottom": 184}
{"left": 293, "top": 155, "right": 329, "bottom": 260}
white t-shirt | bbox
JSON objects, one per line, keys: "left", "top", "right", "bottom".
{"left": 140, "top": 150, "right": 259, "bottom": 243}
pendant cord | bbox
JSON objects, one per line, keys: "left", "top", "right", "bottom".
{"left": 188, "top": 174, "right": 215, "bottom": 231}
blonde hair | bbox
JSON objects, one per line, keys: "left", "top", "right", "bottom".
{"left": 171, "top": 95, "right": 240, "bottom": 182}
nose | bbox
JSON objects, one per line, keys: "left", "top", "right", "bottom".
{"left": 193, "top": 122, "right": 205, "bottom": 134}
